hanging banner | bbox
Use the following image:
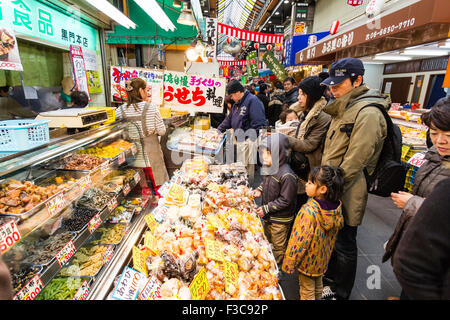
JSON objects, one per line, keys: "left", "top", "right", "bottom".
{"left": 246, "top": 51, "right": 259, "bottom": 78}
{"left": 87, "top": 70, "right": 102, "bottom": 94}
{"left": 70, "top": 45, "right": 91, "bottom": 101}
{"left": 163, "top": 71, "right": 226, "bottom": 113}
{"left": 263, "top": 50, "right": 287, "bottom": 82}
{"left": 294, "top": 22, "right": 306, "bottom": 36}
{"left": 110, "top": 66, "right": 164, "bottom": 105}
{"left": 0, "top": 28, "right": 23, "bottom": 71}
{"left": 217, "top": 23, "right": 284, "bottom": 44}
{"left": 205, "top": 18, "right": 217, "bottom": 61}
{"left": 82, "top": 49, "right": 98, "bottom": 71}
{"left": 218, "top": 60, "right": 246, "bottom": 67}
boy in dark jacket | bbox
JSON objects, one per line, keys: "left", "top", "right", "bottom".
{"left": 253, "top": 133, "right": 298, "bottom": 268}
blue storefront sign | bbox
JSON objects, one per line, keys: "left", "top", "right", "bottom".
{"left": 285, "top": 32, "right": 329, "bottom": 67}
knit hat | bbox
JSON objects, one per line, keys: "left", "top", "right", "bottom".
{"left": 227, "top": 79, "right": 245, "bottom": 94}
{"left": 297, "top": 76, "right": 325, "bottom": 102}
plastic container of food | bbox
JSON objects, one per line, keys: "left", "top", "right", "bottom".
{"left": 59, "top": 244, "right": 111, "bottom": 278}
{"left": 35, "top": 276, "right": 91, "bottom": 300}
{"left": 91, "top": 222, "right": 128, "bottom": 246}
{"left": 9, "top": 264, "right": 43, "bottom": 296}
{"left": 61, "top": 206, "right": 99, "bottom": 233}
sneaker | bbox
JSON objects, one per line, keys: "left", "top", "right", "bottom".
{"left": 321, "top": 286, "right": 337, "bottom": 300}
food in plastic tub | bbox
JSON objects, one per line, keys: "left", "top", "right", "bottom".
{"left": 77, "top": 145, "right": 122, "bottom": 158}
{"left": 9, "top": 265, "right": 42, "bottom": 294}
{"left": 23, "top": 231, "right": 75, "bottom": 266}
{"left": 92, "top": 223, "right": 127, "bottom": 245}
{"left": 58, "top": 154, "right": 105, "bottom": 171}
{"left": 35, "top": 277, "right": 90, "bottom": 300}
{"left": 62, "top": 207, "right": 98, "bottom": 232}
{"left": 76, "top": 188, "right": 111, "bottom": 211}
{"left": 60, "top": 245, "right": 109, "bottom": 277}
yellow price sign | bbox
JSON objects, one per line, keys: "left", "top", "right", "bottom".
{"left": 402, "top": 145, "right": 411, "bottom": 160}
{"left": 132, "top": 246, "right": 148, "bottom": 277}
{"left": 207, "top": 215, "right": 225, "bottom": 230}
{"left": 145, "top": 214, "right": 159, "bottom": 232}
{"left": 206, "top": 183, "right": 220, "bottom": 192}
{"left": 189, "top": 267, "right": 210, "bottom": 300}
{"left": 205, "top": 239, "right": 224, "bottom": 262}
{"left": 144, "top": 232, "right": 159, "bottom": 255}
{"left": 167, "top": 184, "right": 185, "bottom": 202}
{"left": 224, "top": 261, "right": 239, "bottom": 295}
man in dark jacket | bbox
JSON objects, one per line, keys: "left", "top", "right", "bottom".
{"left": 282, "top": 77, "right": 299, "bottom": 109}
{"left": 257, "top": 84, "right": 270, "bottom": 122}
{"left": 253, "top": 133, "right": 298, "bottom": 267}
{"left": 393, "top": 178, "right": 450, "bottom": 300}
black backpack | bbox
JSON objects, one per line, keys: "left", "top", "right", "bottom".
{"left": 343, "top": 103, "right": 406, "bottom": 197}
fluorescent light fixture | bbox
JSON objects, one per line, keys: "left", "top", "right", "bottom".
{"left": 85, "top": 0, "right": 136, "bottom": 29}
{"left": 373, "top": 55, "right": 412, "bottom": 61}
{"left": 134, "top": 0, "right": 176, "bottom": 32}
{"left": 275, "top": 12, "right": 280, "bottom": 15}
{"left": 401, "top": 49, "right": 449, "bottom": 56}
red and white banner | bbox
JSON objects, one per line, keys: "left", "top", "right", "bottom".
{"left": 218, "top": 60, "right": 246, "bottom": 67}
{"left": 217, "top": 23, "right": 284, "bottom": 44}
{"left": 70, "top": 45, "right": 91, "bottom": 101}
{"left": 330, "top": 20, "right": 340, "bottom": 35}
{"left": 347, "top": 0, "right": 363, "bottom": 6}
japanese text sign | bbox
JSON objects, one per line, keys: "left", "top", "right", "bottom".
{"left": 55, "top": 240, "right": 76, "bottom": 267}
{"left": 111, "top": 267, "right": 144, "bottom": 300}
{"left": 145, "top": 213, "right": 159, "bottom": 232}
{"left": 70, "top": 45, "right": 91, "bottom": 101}
{"left": 205, "top": 239, "right": 224, "bottom": 262}
{"left": 0, "top": 219, "right": 21, "bottom": 253}
{"left": 189, "top": 267, "right": 210, "bottom": 300}
{"left": 224, "top": 261, "right": 238, "bottom": 295}
{"left": 163, "top": 70, "right": 226, "bottom": 114}
{"left": 13, "top": 275, "right": 43, "bottom": 300}
{"left": 139, "top": 275, "right": 162, "bottom": 300}
{"left": 246, "top": 51, "right": 259, "bottom": 78}
{"left": 204, "top": 18, "right": 217, "bottom": 61}
{"left": 45, "top": 191, "right": 66, "bottom": 217}
{"left": 132, "top": 246, "right": 148, "bottom": 277}
{"left": 263, "top": 50, "right": 288, "bottom": 82}
{"left": 72, "top": 280, "right": 90, "bottom": 300}
{"left": 0, "top": 27, "right": 23, "bottom": 71}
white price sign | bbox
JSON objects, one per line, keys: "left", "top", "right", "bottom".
{"left": 108, "top": 198, "right": 118, "bottom": 211}
{"left": 123, "top": 183, "right": 131, "bottom": 196}
{"left": 118, "top": 152, "right": 126, "bottom": 165}
{"left": 134, "top": 172, "right": 141, "bottom": 184}
{"left": 72, "top": 280, "right": 90, "bottom": 300}
{"left": 102, "top": 245, "right": 115, "bottom": 265}
{"left": 55, "top": 240, "right": 76, "bottom": 267}
{"left": 79, "top": 175, "right": 92, "bottom": 193}
{"left": 100, "top": 161, "right": 111, "bottom": 176}
{"left": 45, "top": 191, "right": 67, "bottom": 217}
{"left": 0, "top": 219, "right": 22, "bottom": 253}
{"left": 138, "top": 275, "right": 162, "bottom": 300}
{"left": 111, "top": 267, "right": 144, "bottom": 300}
{"left": 88, "top": 213, "right": 102, "bottom": 234}
{"left": 13, "top": 275, "right": 44, "bottom": 300}
{"left": 407, "top": 152, "right": 426, "bottom": 168}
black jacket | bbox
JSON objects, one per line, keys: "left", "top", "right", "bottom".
{"left": 393, "top": 178, "right": 450, "bottom": 300}
{"left": 283, "top": 87, "right": 299, "bottom": 107}
{"left": 258, "top": 134, "right": 298, "bottom": 225}
{"left": 256, "top": 92, "right": 270, "bottom": 122}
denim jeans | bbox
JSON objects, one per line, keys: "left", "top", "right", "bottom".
{"left": 324, "top": 224, "right": 358, "bottom": 300}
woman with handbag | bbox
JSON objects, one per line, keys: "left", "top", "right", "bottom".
{"left": 116, "top": 77, "right": 169, "bottom": 193}
{"left": 287, "top": 76, "right": 332, "bottom": 213}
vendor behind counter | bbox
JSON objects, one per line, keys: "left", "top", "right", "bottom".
{"left": 0, "top": 86, "right": 36, "bottom": 121}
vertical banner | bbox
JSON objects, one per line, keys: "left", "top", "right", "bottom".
{"left": 0, "top": 28, "right": 23, "bottom": 71}
{"left": 70, "top": 45, "right": 91, "bottom": 101}
{"left": 263, "top": 50, "right": 288, "bottom": 82}
{"left": 110, "top": 66, "right": 164, "bottom": 105}
{"left": 294, "top": 22, "right": 306, "bottom": 36}
{"left": 246, "top": 51, "right": 259, "bottom": 78}
{"left": 205, "top": 18, "right": 217, "bottom": 62}
{"left": 163, "top": 71, "right": 226, "bottom": 113}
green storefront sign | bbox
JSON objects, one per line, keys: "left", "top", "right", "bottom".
{"left": 263, "top": 50, "right": 287, "bottom": 82}
{"left": 0, "top": 0, "right": 97, "bottom": 51}
{"left": 246, "top": 51, "right": 259, "bottom": 78}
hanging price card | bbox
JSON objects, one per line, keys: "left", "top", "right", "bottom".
{"left": 13, "top": 275, "right": 44, "bottom": 300}
{"left": 189, "top": 267, "right": 210, "bottom": 300}
{"left": 88, "top": 213, "right": 102, "bottom": 234}
{"left": 111, "top": 267, "right": 144, "bottom": 300}
{"left": 45, "top": 191, "right": 67, "bottom": 217}
{"left": 152, "top": 204, "right": 168, "bottom": 223}
{"left": 108, "top": 197, "right": 118, "bottom": 211}
{"left": 224, "top": 261, "right": 239, "bottom": 295}
{"left": 144, "top": 231, "right": 159, "bottom": 255}
{"left": 134, "top": 172, "right": 141, "bottom": 184}
{"left": 145, "top": 213, "right": 159, "bottom": 232}
{"left": 79, "top": 175, "right": 92, "bottom": 193}
{"left": 72, "top": 280, "right": 90, "bottom": 300}
{"left": 407, "top": 152, "right": 426, "bottom": 168}
{"left": 207, "top": 215, "right": 225, "bottom": 230}
{"left": 118, "top": 152, "right": 126, "bottom": 165}
{"left": 0, "top": 219, "right": 22, "bottom": 253}
{"left": 139, "top": 275, "right": 162, "bottom": 300}
{"left": 55, "top": 240, "right": 76, "bottom": 267}
{"left": 205, "top": 239, "right": 224, "bottom": 262}
{"left": 132, "top": 246, "right": 149, "bottom": 277}
{"left": 123, "top": 183, "right": 131, "bottom": 196}
{"left": 102, "top": 245, "right": 115, "bottom": 265}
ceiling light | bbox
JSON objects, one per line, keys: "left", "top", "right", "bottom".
{"left": 85, "top": 0, "right": 136, "bottom": 29}
{"left": 373, "top": 55, "right": 412, "bottom": 61}
{"left": 178, "top": 1, "right": 197, "bottom": 26}
{"left": 268, "top": 21, "right": 272, "bottom": 24}
{"left": 173, "top": 0, "right": 182, "bottom": 8}
{"left": 284, "top": 0, "right": 289, "bottom": 3}
{"left": 401, "top": 49, "right": 449, "bottom": 56}
{"left": 135, "top": 0, "right": 175, "bottom": 32}
{"left": 275, "top": 12, "right": 280, "bottom": 15}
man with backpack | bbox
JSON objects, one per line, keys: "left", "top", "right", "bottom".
{"left": 319, "top": 58, "right": 404, "bottom": 300}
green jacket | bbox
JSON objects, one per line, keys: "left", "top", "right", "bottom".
{"left": 321, "top": 85, "right": 389, "bottom": 226}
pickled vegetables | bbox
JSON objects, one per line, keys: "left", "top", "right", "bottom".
{"left": 36, "top": 277, "right": 88, "bottom": 300}
{"left": 60, "top": 246, "right": 108, "bottom": 277}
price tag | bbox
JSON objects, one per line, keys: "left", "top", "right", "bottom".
{"left": 13, "top": 275, "right": 44, "bottom": 300}
{"left": 207, "top": 215, "right": 225, "bottom": 230}
{"left": 145, "top": 213, "right": 159, "bottom": 232}
{"left": 102, "top": 245, "right": 115, "bottom": 265}
{"left": 401, "top": 145, "right": 411, "bottom": 160}
{"left": 133, "top": 172, "right": 141, "bottom": 184}
{"left": 55, "top": 240, "right": 76, "bottom": 267}
{"left": 111, "top": 267, "right": 144, "bottom": 300}
{"left": 224, "top": 261, "right": 239, "bottom": 295}
{"left": 79, "top": 175, "right": 92, "bottom": 193}
{"left": 407, "top": 152, "right": 426, "bottom": 168}
{"left": 45, "top": 191, "right": 67, "bottom": 217}
{"left": 152, "top": 205, "right": 168, "bottom": 223}
{"left": 72, "top": 280, "right": 90, "bottom": 300}
{"left": 0, "top": 219, "right": 22, "bottom": 253}
{"left": 88, "top": 213, "right": 102, "bottom": 234}
{"left": 144, "top": 232, "right": 159, "bottom": 255}
{"left": 132, "top": 246, "right": 149, "bottom": 277}
{"left": 131, "top": 144, "right": 137, "bottom": 155}
{"left": 108, "top": 198, "right": 118, "bottom": 211}
{"left": 123, "top": 183, "right": 131, "bottom": 196}
{"left": 157, "top": 182, "right": 170, "bottom": 198}
{"left": 189, "top": 267, "right": 210, "bottom": 300}
{"left": 138, "top": 275, "right": 162, "bottom": 300}
{"left": 100, "top": 161, "right": 110, "bottom": 176}
{"left": 118, "top": 152, "right": 126, "bottom": 165}
{"left": 205, "top": 239, "right": 224, "bottom": 262}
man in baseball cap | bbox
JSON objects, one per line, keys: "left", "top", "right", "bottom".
{"left": 321, "top": 57, "right": 365, "bottom": 99}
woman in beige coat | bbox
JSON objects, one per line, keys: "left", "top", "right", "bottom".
{"left": 116, "top": 77, "right": 169, "bottom": 189}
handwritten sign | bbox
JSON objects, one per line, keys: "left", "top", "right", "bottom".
{"left": 157, "top": 182, "right": 170, "bottom": 198}
{"left": 55, "top": 240, "right": 76, "bottom": 267}
{"left": 111, "top": 267, "right": 144, "bottom": 300}
{"left": 145, "top": 213, "right": 159, "bottom": 232}
{"left": 189, "top": 267, "right": 210, "bottom": 300}
{"left": 123, "top": 183, "right": 131, "bottom": 196}
{"left": 13, "top": 275, "right": 44, "bottom": 300}
{"left": 0, "top": 219, "right": 22, "bottom": 253}
{"left": 207, "top": 215, "right": 225, "bottom": 230}
{"left": 132, "top": 246, "right": 148, "bottom": 277}
{"left": 134, "top": 172, "right": 141, "bottom": 184}
{"left": 205, "top": 239, "right": 224, "bottom": 262}
{"left": 407, "top": 152, "right": 426, "bottom": 168}
{"left": 72, "top": 280, "right": 90, "bottom": 300}
{"left": 45, "top": 191, "right": 67, "bottom": 217}
{"left": 88, "top": 213, "right": 102, "bottom": 234}
{"left": 152, "top": 205, "right": 168, "bottom": 223}
{"left": 79, "top": 175, "right": 92, "bottom": 193}
{"left": 401, "top": 145, "right": 411, "bottom": 160}
{"left": 108, "top": 197, "right": 118, "bottom": 211}
{"left": 224, "top": 261, "right": 239, "bottom": 295}
{"left": 139, "top": 275, "right": 162, "bottom": 300}
{"left": 100, "top": 161, "right": 111, "bottom": 176}
{"left": 144, "top": 232, "right": 159, "bottom": 255}
{"left": 102, "top": 245, "right": 115, "bottom": 265}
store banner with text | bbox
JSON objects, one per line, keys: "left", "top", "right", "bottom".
{"left": 163, "top": 71, "right": 225, "bottom": 113}
{"left": 263, "top": 50, "right": 287, "bottom": 82}
{"left": 204, "top": 18, "right": 217, "bottom": 61}
{"left": 246, "top": 51, "right": 259, "bottom": 78}
{"left": 70, "top": 45, "right": 90, "bottom": 101}
{"left": 0, "top": 27, "right": 23, "bottom": 71}
{"left": 110, "top": 66, "right": 164, "bottom": 105}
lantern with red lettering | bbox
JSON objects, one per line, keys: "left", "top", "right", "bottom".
{"left": 330, "top": 20, "right": 340, "bottom": 35}
{"left": 226, "top": 37, "right": 233, "bottom": 44}
{"left": 240, "top": 41, "right": 247, "bottom": 47}
{"left": 266, "top": 44, "right": 273, "bottom": 51}
{"left": 366, "top": 0, "right": 386, "bottom": 18}
{"left": 254, "top": 43, "right": 260, "bottom": 50}
{"left": 275, "top": 44, "right": 283, "bottom": 51}
{"left": 347, "top": 0, "right": 363, "bottom": 6}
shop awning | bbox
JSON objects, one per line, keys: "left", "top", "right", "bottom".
{"left": 295, "top": 0, "right": 450, "bottom": 65}
{"left": 106, "top": 0, "right": 198, "bottom": 46}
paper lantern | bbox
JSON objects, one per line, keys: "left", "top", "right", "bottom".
{"left": 254, "top": 43, "right": 260, "bottom": 50}
{"left": 330, "top": 20, "right": 340, "bottom": 35}
{"left": 366, "top": 0, "right": 386, "bottom": 19}
{"left": 266, "top": 44, "right": 273, "bottom": 51}
{"left": 240, "top": 41, "right": 247, "bottom": 47}
{"left": 226, "top": 37, "right": 233, "bottom": 44}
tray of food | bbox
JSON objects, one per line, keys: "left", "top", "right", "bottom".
{"left": 104, "top": 168, "right": 137, "bottom": 187}
{"left": 108, "top": 205, "right": 134, "bottom": 224}
{"left": 32, "top": 170, "right": 87, "bottom": 192}
{"left": 9, "top": 264, "right": 43, "bottom": 296}
{"left": 76, "top": 145, "right": 124, "bottom": 159}
{"left": 91, "top": 222, "right": 128, "bottom": 246}
{"left": 47, "top": 154, "right": 107, "bottom": 173}
{"left": 61, "top": 206, "right": 99, "bottom": 233}
{"left": 35, "top": 276, "right": 91, "bottom": 300}
{"left": 59, "top": 244, "right": 111, "bottom": 278}
{"left": 76, "top": 188, "right": 112, "bottom": 212}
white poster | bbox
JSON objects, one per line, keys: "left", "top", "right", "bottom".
{"left": 205, "top": 18, "right": 217, "bottom": 61}
{"left": 0, "top": 28, "right": 23, "bottom": 71}
{"left": 82, "top": 48, "right": 98, "bottom": 71}
{"left": 70, "top": 45, "right": 91, "bottom": 101}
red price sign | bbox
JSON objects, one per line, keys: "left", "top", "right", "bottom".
{"left": 79, "top": 175, "right": 92, "bottom": 193}
{"left": 72, "top": 280, "right": 90, "bottom": 300}
{"left": 108, "top": 198, "right": 118, "bottom": 211}
{"left": 45, "top": 191, "right": 67, "bottom": 217}
{"left": 407, "top": 152, "right": 426, "bottom": 168}
{"left": 139, "top": 275, "right": 162, "bottom": 300}
{"left": 102, "top": 245, "right": 115, "bottom": 264}
{"left": 55, "top": 240, "right": 76, "bottom": 267}
{"left": 123, "top": 183, "right": 131, "bottom": 196}
{"left": 88, "top": 213, "right": 102, "bottom": 234}
{"left": 118, "top": 152, "right": 126, "bottom": 165}
{"left": 0, "top": 219, "right": 22, "bottom": 253}
{"left": 13, "top": 275, "right": 44, "bottom": 300}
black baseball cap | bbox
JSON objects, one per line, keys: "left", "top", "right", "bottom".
{"left": 321, "top": 58, "right": 365, "bottom": 86}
